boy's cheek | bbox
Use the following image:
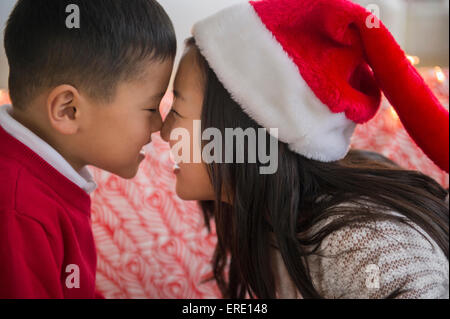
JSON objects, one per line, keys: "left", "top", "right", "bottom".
{"left": 149, "top": 114, "right": 163, "bottom": 133}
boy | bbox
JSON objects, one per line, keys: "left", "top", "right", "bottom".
{"left": 0, "top": 0, "right": 176, "bottom": 298}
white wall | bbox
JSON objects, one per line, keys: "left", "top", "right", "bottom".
{"left": 0, "top": 0, "right": 246, "bottom": 89}
{"left": 353, "top": 0, "right": 408, "bottom": 48}
{"left": 0, "top": 0, "right": 449, "bottom": 89}
{"left": 354, "top": 0, "right": 449, "bottom": 66}
{"left": 405, "top": 0, "right": 449, "bottom": 66}
{"left": 0, "top": 0, "right": 16, "bottom": 89}
{"left": 158, "top": 0, "right": 246, "bottom": 85}
{"left": 159, "top": 0, "right": 245, "bottom": 63}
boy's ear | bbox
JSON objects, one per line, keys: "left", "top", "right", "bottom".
{"left": 46, "top": 85, "right": 82, "bottom": 135}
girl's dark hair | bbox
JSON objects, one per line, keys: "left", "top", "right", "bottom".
{"left": 4, "top": 0, "right": 177, "bottom": 109}
{"left": 186, "top": 38, "right": 449, "bottom": 299}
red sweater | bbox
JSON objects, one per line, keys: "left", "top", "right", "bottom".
{"left": 0, "top": 126, "right": 102, "bottom": 298}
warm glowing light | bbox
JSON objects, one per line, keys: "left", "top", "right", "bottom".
{"left": 0, "top": 90, "right": 7, "bottom": 104}
{"left": 389, "top": 107, "right": 399, "bottom": 122}
{"left": 406, "top": 55, "right": 420, "bottom": 65}
{"left": 434, "top": 66, "right": 446, "bottom": 83}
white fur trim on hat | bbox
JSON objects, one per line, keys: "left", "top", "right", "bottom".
{"left": 192, "top": 2, "right": 356, "bottom": 162}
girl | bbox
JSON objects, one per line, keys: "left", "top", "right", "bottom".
{"left": 161, "top": 0, "right": 449, "bottom": 298}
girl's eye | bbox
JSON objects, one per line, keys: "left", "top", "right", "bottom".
{"left": 146, "top": 109, "right": 158, "bottom": 113}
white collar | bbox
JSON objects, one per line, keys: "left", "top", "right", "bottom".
{"left": 0, "top": 104, "right": 97, "bottom": 194}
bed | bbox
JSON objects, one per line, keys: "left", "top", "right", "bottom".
{"left": 0, "top": 67, "right": 448, "bottom": 298}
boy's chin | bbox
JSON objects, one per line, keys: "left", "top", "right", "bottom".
{"left": 117, "top": 171, "right": 139, "bottom": 180}
{"left": 110, "top": 164, "right": 140, "bottom": 180}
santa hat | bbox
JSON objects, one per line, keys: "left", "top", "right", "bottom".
{"left": 192, "top": 0, "right": 449, "bottom": 173}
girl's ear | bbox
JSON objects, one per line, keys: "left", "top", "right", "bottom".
{"left": 46, "top": 85, "right": 81, "bottom": 135}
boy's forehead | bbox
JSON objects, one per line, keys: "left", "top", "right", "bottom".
{"left": 132, "top": 58, "right": 174, "bottom": 87}
{"left": 149, "top": 92, "right": 167, "bottom": 101}
{"left": 142, "top": 58, "right": 174, "bottom": 77}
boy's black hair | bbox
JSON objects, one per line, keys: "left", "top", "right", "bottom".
{"left": 4, "top": 0, "right": 177, "bottom": 109}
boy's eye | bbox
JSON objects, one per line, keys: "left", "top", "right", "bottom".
{"left": 145, "top": 108, "right": 158, "bottom": 113}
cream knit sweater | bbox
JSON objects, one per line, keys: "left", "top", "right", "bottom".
{"left": 273, "top": 199, "right": 449, "bottom": 299}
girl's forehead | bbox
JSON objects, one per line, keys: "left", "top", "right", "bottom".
{"left": 174, "top": 51, "right": 204, "bottom": 92}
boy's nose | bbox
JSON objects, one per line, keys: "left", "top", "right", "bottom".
{"left": 150, "top": 113, "right": 163, "bottom": 134}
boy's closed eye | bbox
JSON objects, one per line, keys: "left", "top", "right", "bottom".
{"left": 142, "top": 92, "right": 167, "bottom": 114}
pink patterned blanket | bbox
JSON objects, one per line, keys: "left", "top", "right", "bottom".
{"left": 0, "top": 68, "right": 448, "bottom": 298}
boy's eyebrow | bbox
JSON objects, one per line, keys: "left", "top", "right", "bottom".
{"left": 142, "top": 92, "right": 166, "bottom": 107}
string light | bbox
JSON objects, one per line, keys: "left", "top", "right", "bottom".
{"left": 389, "top": 106, "right": 399, "bottom": 122}
{"left": 0, "top": 90, "right": 7, "bottom": 104}
{"left": 406, "top": 55, "right": 420, "bottom": 66}
{"left": 434, "top": 66, "right": 446, "bottom": 83}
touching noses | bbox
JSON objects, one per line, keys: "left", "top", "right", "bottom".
{"left": 149, "top": 112, "right": 164, "bottom": 135}
{"left": 160, "top": 114, "right": 172, "bottom": 143}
